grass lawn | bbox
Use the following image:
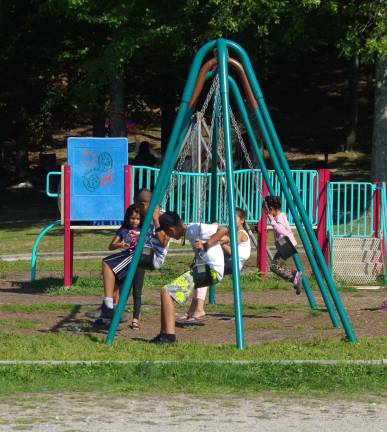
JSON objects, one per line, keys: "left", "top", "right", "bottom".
{"left": 1, "top": 194, "right": 386, "bottom": 397}
{"left": 0, "top": 362, "right": 385, "bottom": 396}
{"left": 0, "top": 333, "right": 385, "bottom": 396}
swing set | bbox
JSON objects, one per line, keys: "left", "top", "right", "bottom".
{"left": 103, "top": 38, "right": 357, "bottom": 348}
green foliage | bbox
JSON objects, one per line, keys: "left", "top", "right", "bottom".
{"left": 1, "top": 0, "right": 384, "bottom": 157}
{"left": 332, "top": 1, "right": 387, "bottom": 60}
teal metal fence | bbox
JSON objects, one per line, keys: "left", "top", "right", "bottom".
{"left": 380, "top": 182, "right": 387, "bottom": 285}
{"left": 327, "top": 182, "right": 376, "bottom": 238}
{"left": 131, "top": 166, "right": 318, "bottom": 225}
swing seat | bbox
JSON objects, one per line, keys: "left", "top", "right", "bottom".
{"left": 191, "top": 253, "right": 213, "bottom": 288}
{"left": 224, "top": 256, "right": 232, "bottom": 275}
{"left": 275, "top": 236, "right": 297, "bottom": 260}
{"left": 139, "top": 245, "right": 155, "bottom": 270}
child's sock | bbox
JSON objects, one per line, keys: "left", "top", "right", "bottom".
{"left": 103, "top": 297, "right": 114, "bottom": 309}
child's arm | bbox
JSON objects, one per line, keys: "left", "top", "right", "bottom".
{"left": 195, "top": 226, "right": 248, "bottom": 251}
{"left": 221, "top": 243, "right": 231, "bottom": 255}
{"left": 268, "top": 213, "right": 290, "bottom": 237}
{"left": 109, "top": 235, "right": 128, "bottom": 251}
{"left": 220, "top": 230, "right": 248, "bottom": 255}
{"left": 152, "top": 207, "right": 170, "bottom": 247}
{"left": 128, "top": 230, "right": 140, "bottom": 237}
{"left": 195, "top": 226, "right": 229, "bottom": 251}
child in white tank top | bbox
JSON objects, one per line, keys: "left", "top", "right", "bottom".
{"left": 182, "top": 208, "right": 251, "bottom": 323}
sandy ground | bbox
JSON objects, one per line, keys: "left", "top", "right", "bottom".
{"left": 1, "top": 269, "right": 387, "bottom": 344}
{"left": 0, "top": 393, "right": 385, "bottom": 431}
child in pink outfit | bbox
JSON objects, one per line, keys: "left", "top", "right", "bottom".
{"left": 264, "top": 196, "right": 303, "bottom": 294}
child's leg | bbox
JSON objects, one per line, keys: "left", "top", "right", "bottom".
{"left": 113, "top": 282, "right": 120, "bottom": 305}
{"left": 160, "top": 270, "right": 195, "bottom": 336}
{"left": 187, "top": 287, "right": 207, "bottom": 318}
{"left": 160, "top": 288, "right": 176, "bottom": 334}
{"left": 270, "top": 252, "right": 296, "bottom": 283}
{"left": 102, "top": 261, "right": 116, "bottom": 300}
{"left": 132, "top": 267, "right": 145, "bottom": 321}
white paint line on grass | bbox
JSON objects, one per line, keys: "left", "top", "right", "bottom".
{"left": 0, "top": 359, "right": 385, "bottom": 365}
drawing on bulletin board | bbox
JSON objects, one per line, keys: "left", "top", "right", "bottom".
{"left": 81, "top": 150, "right": 114, "bottom": 192}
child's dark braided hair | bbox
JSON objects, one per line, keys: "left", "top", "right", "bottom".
{"left": 264, "top": 196, "right": 282, "bottom": 211}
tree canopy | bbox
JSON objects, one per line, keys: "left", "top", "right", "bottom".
{"left": 0, "top": 0, "right": 385, "bottom": 180}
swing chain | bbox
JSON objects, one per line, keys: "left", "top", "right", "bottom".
{"left": 163, "top": 121, "right": 197, "bottom": 204}
{"left": 230, "top": 107, "right": 266, "bottom": 202}
{"left": 165, "top": 74, "right": 221, "bottom": 205}
{"left": 199, "top": 74, "right": 219, "bottom": 118}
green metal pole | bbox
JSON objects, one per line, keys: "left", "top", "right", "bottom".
{"left": 252, "top": 107, "right": 341, "bottom": 328}
{"left": 217, "top": 39, "right": 244, "bottom": 349}
{"left": 228, "top": 76, "right": 319, "bottom": 312}
{"left": 226, "top": 40, "right": 356, "bottom": 341}
{"left": 209, "top": 92, "right": 219, "bottom": 305}
{"left": 106, "top": 40, "right": 217, "bottom": 344}
{"left": 254, "top": 105, "right": 354, "bottom": 337}
{"left": 31, "top": 220, "right": 61, "bottom": 281}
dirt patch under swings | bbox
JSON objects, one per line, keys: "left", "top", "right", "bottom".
{"left": 0, "top": 271, "right": 386, "bottom": 344}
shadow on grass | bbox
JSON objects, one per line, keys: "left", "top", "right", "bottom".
{"left": 50, "top": 304, "right": 82, "bottom": 332}
{"left": 1, "top": 277, "right": 77, "bottom": 295}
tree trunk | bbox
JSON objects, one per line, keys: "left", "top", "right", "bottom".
{"left": 92, "top": 110, "right": 106, "bottom": 137}
{"left": 14, "top": 110, "right": 30, "bottom": 182}
{"left": 345, "top": 55, "right": 359, "bottom": 152}
{"left": 15, "top": 147, "right": 30, "bottom": 181}
{"left": 109, "top": 70, "right": 126, "bottom": 137}
{"left": 371, "top": 55, "right": 387, "bottom": 182}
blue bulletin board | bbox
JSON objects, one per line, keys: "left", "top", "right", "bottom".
{"left": 67, "top": 137, "right": 128, "bottom": 221}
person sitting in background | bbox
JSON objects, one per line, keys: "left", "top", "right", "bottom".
{"left": 132, "top": 141, "right": 157, "bottom": 167}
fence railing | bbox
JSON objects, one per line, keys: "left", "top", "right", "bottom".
{"left": 327, "top": 181, "right": 376, "bottom": 238}
{"left": 326, "top": 184, "right": 334, "bottom": 269}
{"left": 380, "top": 182, "right": 387, "bottom": 285}
{"left": 131, "top": 166, "right": 318, "bottom": 225}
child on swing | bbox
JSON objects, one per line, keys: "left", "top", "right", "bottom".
{"left": 149, "top": 211, "right": 225, "bottom": 344}
{"left": 87, "top": 189, "right": 169, "bottom": 330}
{"left": 97, "top": 204, "right": 143, "bottom": 326}
{"left": 180, "top": 207, "right": 251, "bottom": 323}
{"left": 264, "top": 196, "right": 303, "bottom": 294}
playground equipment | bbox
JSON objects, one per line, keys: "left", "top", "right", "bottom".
{"left": 130, "top": 165, "right": 387, "bottom": 286}
{"left": 41, "top": 137, "right": 130, "bottom": 287}
{"left": 34, "top": 162, "right": 322, "bottom": 285}
{"left": 31, "top": 40, "right": 386, "bottom": 348}
{"left": 106, "top": 38, "right": 358, "bottom": 348}
{"left": 327, "top": 181, "right": 386, "bottom": 285}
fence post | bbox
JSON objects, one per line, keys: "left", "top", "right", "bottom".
{"left": 257, "top": 180, "right": 268, "bottom": 279}
{"left": 373, "top": 182, "right": 381, "bottom": 238}
{"left": 317, "top": 169, "right": 330, "bottom": 265}
{"left": 124, "top": 164, "right": 132, "bottom": 211}
{"left": 64, "top": 163, "right": 73, "bottom": 288}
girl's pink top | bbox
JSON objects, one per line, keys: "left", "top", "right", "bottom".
{"left": 270, "top": 212, "right": 297, "bottom": 247}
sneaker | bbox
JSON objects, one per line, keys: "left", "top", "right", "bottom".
{"left": 85, "top": 307, "right": 102, "bottom": 319}
{"left": 293, "top": 271, "right": 303, "bottom": 295}
{"left": 149, "top": 333, "right": 177, "bottom": 344}
{"left": 100, "top": 302, "right": 114, "bottom": 320}
{"left": 86, "top": 304, "right": 129, "bottom": 322}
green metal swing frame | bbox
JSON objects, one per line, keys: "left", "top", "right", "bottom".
{"left": 106, "top": 39, "right": 357, "bottom": 348}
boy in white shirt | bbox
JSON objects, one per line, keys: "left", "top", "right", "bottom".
{"left": 150, "top": 211, "right": 224, "bottom": 344}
